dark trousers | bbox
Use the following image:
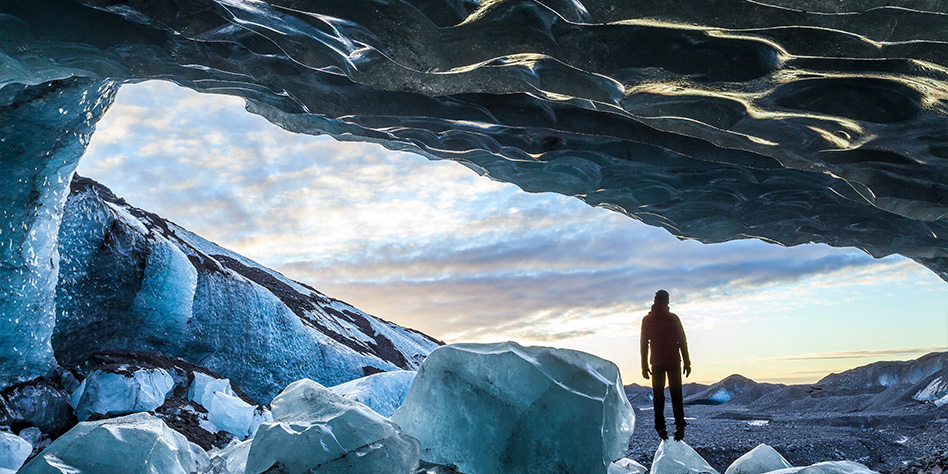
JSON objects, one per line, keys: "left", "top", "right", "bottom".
{"left": 651, "top": 365, "right": 685, "bottom": 431}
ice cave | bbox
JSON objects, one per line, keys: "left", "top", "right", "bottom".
{"left": 0, "top": 0, "right": 946, "bottom": 472}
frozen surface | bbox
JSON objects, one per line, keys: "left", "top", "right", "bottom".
{"left": 610, "top": 457, "right": 648, "bottom": 474}
{"left": 245, "top": 378, "right": 419, "bottom": 474}
{"left": 70, "top": 367, "right": 174, "bottom": 421}
{"left": 768, "top": 461, "right": 878, "bottom": 474}
{"left": 724, "top": 444, "right": 793, "bottom": 474}
{"left": 651, "top": 440, "right": 720, "bottom": 474}
{"left": 2, "top": 0, "right": 946, "bottom": 287}
{"left": 18, "top": 412, "right": 209, "bottom": 474}
{"left": 0, "top": 431, "right": 32, "bottom": 474}
{"left": 52, "top": 177, "right": 441, "bottom": 402}
{"left": 208, "top": 439, "right": 252, "bottom": 474}
{"left": 188, "top": 372, "right": 272, "bottom": 439}
{"left": 0, "top": 79, "right": 117, "bottom": 386}
{"left": 913, "top": 377, "right": 948, "bottom": 407}
{"left": 329, "top": 370, "right": 416, "bottom": 418}
{"left": 391, "top": 342, "right": 635, "bottom": 474}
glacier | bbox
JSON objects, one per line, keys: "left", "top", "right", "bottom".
{"left": 391, "top": 342, "right": 635, "bottom": 474}
{"left": 0, "top": 0, "right": 946, "bottom": 398}
{"left": 53, "top": 177, "right": 441, "bottom": 402}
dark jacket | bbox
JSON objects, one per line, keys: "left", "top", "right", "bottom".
{"left": 640, "top": 303, "right": 691, "bottom": 368}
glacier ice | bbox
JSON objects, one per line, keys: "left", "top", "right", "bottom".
{"left": 70, "top": 367, "right": 174, "bottom": 421}
{"left": 651, "top": 440, "right": 720, "bottom": 474}
{"left": 208, "top": 439, "right": 253, "bottom": 474}
{"left": 1, "top": 0, "right": 945, "bottom": 288}
{"left": 0, "top": 431, "right": 32, "bottom": 474}
{"left": 329, "top": 370, "right": 416, "bottom": 418}
{"left": 0, "top": 79, "right": 117, "bottom": 387}
{"left": 245, "top": 378, "right": 420, "bottom": 474}
{"left": 724, "top": 444, "right": 793, "bottom": 474}
{"left": 913, "top": 376, "right": 948, "bottom": 407}
{"left": 18, "top": 412, "right": 209, "bottom": 474}
{"left": 188, "top": 372, "right": 272, "bottom": 439}
{"left": 51, "top": 177, "right": 441, "bottom": 402}
{"left": 391, "top": 342, "right": 635, "bottom": 474}
{"left": 767, "top": 461, "right": 879, "bottom": 474}
{"left": 610, "top": 457, "right": 648, "bottom": 474}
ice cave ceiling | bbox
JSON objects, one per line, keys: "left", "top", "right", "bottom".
{"left": 1, "top": 0, "right": 946, "bottom": 280}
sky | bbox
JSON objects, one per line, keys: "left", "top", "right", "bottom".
{"left": 77, "top": 80, "right": 947, "bottom": 385}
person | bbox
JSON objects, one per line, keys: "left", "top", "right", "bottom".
{"left": 640, "top": 289, "right": 691, "bottom": 441}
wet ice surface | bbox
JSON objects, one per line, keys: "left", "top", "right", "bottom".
{"left": 1, "top": 0, "right": 946, "bottom": 284}
{"left": 329, "top": 370, "right": 416, "bottom": 418}
{"left": 245, "top": 378, "right": 419, "bottom": 474}
{"left": 18, "top": 412, "right": 209, "bottom": 474}
{"left": 392, "top": 342, "right": 635, "bottom": 474}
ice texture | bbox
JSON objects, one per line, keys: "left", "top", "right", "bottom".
{"left": 53, "top": 177, "right": 441, "bottom": 402}
{"left": 18, "top": 412, "right": 209, "bottom": 474}
{"left": 1, "top": 0, "right": 945, "bottom": 286}
{"left": 725, "top": 444, "right": 793, "bottom": 474}
{"left": 70, "top": 367, "right": 174, "bottom": 421}
{"left": 914, "top": 377, "right": 948, "bottom": 406}
{"left": 208, "top": 439, "right": 253, "bottom": 474}
{"left": 767, "top": 461, "right": 878, "bottom": 474}
{"left": 391, "top": 342, "right": 635, "bottom": 474}
{"left": 0, "top": 431, "right": 32, "bottom": 474}
{"left": 188, "top": 372, "right": 272, "bottom": 438}
{"left": 610, "top": 458, "right": 649, "bottom": 474}
{"left": 245, "top": 378, "right": 420, "bottom": 474}
{"left": 651, "top": 440, "right": 720, "bottom": 474}
{"left": 0, "top": 79, "right": 117, "bottom": 387}
{"left": 329, "top": 370, "right": 416, "bottom": 418}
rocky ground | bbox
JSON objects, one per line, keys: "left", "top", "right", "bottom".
{"left": 624, "top": 402, "right": 948, "bottom": 473}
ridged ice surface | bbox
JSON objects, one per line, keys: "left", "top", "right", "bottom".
{"left": 0, "top": 0, "right": 946, "bottom": 278}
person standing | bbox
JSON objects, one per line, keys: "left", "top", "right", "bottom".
{"left": 640, "top": 289, "right": 691, "bottom": 441}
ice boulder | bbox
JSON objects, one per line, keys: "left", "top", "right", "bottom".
{"left": 208, "top": 439, "right": 252, "bottom": 474}
{"left": 651, "top": 440, "right": 719, "bottom": 474}
{"left": 767, "top": 461, "right": 878, "bottom": 474}
{"left": 329, "top": 370, "right": 416, "bottom": 417}
{"left": 18, "top": 412, "right": 209, "bottom": 474}
{"left": 391, "top": 342, "right": 635, "bottom": 474}
{"left": 245, "top": 378, "right": 420, "bottom": 474}
{"left": 188, "top": 372, "right": 272, "bottom": 439}
{"left": 610, "top": 457, "right": 649, "bottom": 474}
{"left": 725, "top": 444, "right": 792, "bottom": 474}
{"left": 71, "top": 367, "right": 174, "bottom": 421}
{"left": 0, "top": 431, "right": 32, "bottom": 474}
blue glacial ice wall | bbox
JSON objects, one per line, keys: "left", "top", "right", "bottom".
{"left": 0, "top": 79, "right": 118, "bottom": 387}
{"left": 52, "top": 177, "right": 441, "bottom": 402}
{"left": 0, "top": 0, "right": 946, "bottom": 386}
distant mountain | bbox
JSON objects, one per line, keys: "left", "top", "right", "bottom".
{"left": 684, "top": 374, "right": 782, "bottom": 405}
{"left": 53, "top": 176, "right": 442, "bottom": 402}
{"left": 626, "top": 352, "right": 948, "bottom": 413}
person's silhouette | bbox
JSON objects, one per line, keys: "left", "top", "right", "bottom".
{"left": 640, "top": 289, "right": 691, "bottom": 441}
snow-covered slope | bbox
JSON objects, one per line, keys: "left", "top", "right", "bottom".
{"left": 54, "top": 176, "right": 441, "bottom": 402}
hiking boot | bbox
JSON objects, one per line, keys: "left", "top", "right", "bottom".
{"left": 673, "top": 425, "right": 685, "bottom": 441}
{"left": 657, "top": 428, "right": 668, "bottom": 440}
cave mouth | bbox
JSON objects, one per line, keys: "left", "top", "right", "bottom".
{"left": 70, "top": 79, "right": 947, "bottom": 386}
{"left": 0, "top": 0, "right": 945, "bottom": 394}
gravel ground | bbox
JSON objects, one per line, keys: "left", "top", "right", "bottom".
{"left": 624, "top": 403, "right": 947, "bottom": 473}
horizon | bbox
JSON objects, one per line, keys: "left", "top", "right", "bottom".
{"left": 78, "top": 81, "right": 948, "bottom": 386}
